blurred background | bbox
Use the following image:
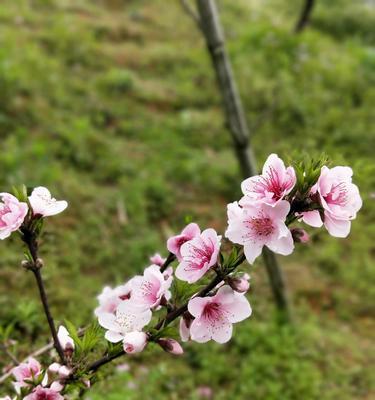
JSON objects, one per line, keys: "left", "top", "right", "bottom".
{"left": 0, "top": 0, "right": 374, "bottom": 399}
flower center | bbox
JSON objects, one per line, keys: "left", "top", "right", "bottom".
{"left": 254, "top": 167, "right": 292, "bottom": 201}
{"left": 140, "top": 280, "right": 159, "bottom": 303}
{"left": 184, "top": 239, "right": 214, "bottom": 271}
{"left": 243, "top": 215, "right": 275, "bottom": 242}
{"left": 202, "top": 302, "right": 223, "bottom": 322}
{"left": 36, "top": 193, "right": 56, "bottom": 206}
{"left": 325, "top": 182, "right": 348, "bottom": 206}
{"left": 115, "top": 312, "right": 136, "bottom": 333}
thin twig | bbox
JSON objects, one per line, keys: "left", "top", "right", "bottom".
{"left": 0, "top": 343, "right": 19, "bottom": 365}
{"left": 180, "top": 0, "right": 202, "bottom": 30}
{"left": 21, "top": 227, "right": 66, "bottom": 363}
{"left": 0, "top": 342, "right": 53, "bottom": 384}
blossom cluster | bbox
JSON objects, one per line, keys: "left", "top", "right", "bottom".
{"left": 0, "top": 154, "right": 362, "bottom": 399}
{"left": 94, "top": 154, "right": 362, "bottom": 353}
{"left": 226, "top": 154, "right": 362, "bottom": 263}
{"left": 0, "top": 187, "right": 67, "bottom": 240}
{"left": 3, "top": 327, "right": 75, "bottom": 400}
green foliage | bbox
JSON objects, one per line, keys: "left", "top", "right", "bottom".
{"left": 292, "top": 155, "right": 328, "bottom": 196}
{"left": 65, "top": 321, "right": 102, "bottom": 361}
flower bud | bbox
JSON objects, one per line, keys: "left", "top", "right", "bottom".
{"left": 227, "top": 274, "right": 250, "bottom": 293}
{"left": 21, "top": 260, "right": 33, "bottom": 269}
{"left": 48, "top": 363, "right": 61, "bottom": 374}
{"left": 291, "top": 228, "right": 309, "bottom": 243}
{"left": 123, "top": 332, "right": 148, "bottom": 354}
{"left": 157, "top": 338, "right": 184, "bottom": 355}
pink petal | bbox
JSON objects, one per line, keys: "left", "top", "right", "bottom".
{"left": 324, "top": 213, "right": 351, "bottom": 238}
{"left": 302, "top": 210, "right": 323, "bottom": 228}
{"left": 243, "top": 241, "right": 263, "bottom": 264}
{"left": 187, "top": 296, "right": 209, "bottom": 318}
{"left": 266, "top": 231, "right": 294, "bottom": 256}
{"left": 105, "top": 330, "right": 124, "bottom": 343}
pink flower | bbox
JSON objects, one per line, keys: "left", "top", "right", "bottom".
{"left": 175, "top": 229, "right": 221, "bottom": 283}
{"left": 123, "top": 331, "right": 148, "bottom": 354}
{"left": 167, "top": 223, "right": 201, "bottom": 261}
{"left": 302, "top": 166, "right": 362, "bottom": 238}
{"left": 197, "top": 386, "right": 213, "bottom": 399}
{"left": 23, "top": 386, "right": 63, "bottom": 400}
{"left": 28, "top": 187, "right": 67, "bottom": 217}
{"left": 188, "top": 286, "right": 252, "bottom": 343}
{"left": 149, "top": 253, "right": 166, "bottom": 266}
{"left": 0, "top": 193, "right": 28, "bottom": 240}
{"left": 94, "top": 283, "right": 132, "bottom": 316}
{"left": 157, "top": 338, "right": 184, "bottom": 355}
{"left": 57, "top": 326, "right": 74, "bottom": 352}
{"left": 240, "top": 154, "right": 296, "bottom": 206}
{"left": 12, "top": 357, "right": 41, "bottom": 393}
{"left": 225, "top": 200, "right": 294, "bottom": 264}
{"left": 130, "top": 265, "right": 173, "bottom": 308}
{"left": 98, "top": 301, "right": 151, "bottom": 343}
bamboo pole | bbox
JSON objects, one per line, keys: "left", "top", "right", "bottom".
{"left": 295, "top": 0, "right": 316, "bottom": 33}
{"left": 194, "top": 0, "right": 291, "bottom": 318}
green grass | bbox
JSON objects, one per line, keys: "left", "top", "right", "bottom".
{"left": 0, "top": 0, "right": 374, "bottom": 399}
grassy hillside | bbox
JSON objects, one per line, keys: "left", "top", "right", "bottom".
{"left": 0, "top": 0, "right": 374, "bottom": 399}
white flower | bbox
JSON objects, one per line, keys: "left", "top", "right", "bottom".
{"left": 28, "top": 187, "right": 67, "bottom": 217}
{"left": 98, "top": 301, "right": 152, "bottom": 343}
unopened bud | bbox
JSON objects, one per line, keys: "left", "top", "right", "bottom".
{"left": 21, "top": 260, "right": 33, "bottom": 269}
{"left": 35, "top": 258, "right": 44, "bottom": 268}
{"left": 227, "top": 275, "right": 250, "bottom": 293}
{"left": 157, "top": 338, "right": 184, "bottom": 355}
{"left": 291, "top": 228, "right": 309, "bottom": 243}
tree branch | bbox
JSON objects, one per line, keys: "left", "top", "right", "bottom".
{"left": 160, "top": 252, "right": 176, "bottom": 273}
{"left": 21, "top": 228, "right": 66, "bottom": 364}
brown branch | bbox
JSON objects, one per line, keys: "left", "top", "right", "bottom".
{"left": 21, "top": 227, "right": 66, "bottom": 363}
{"left": 160, "top": 252, "right": 176, "bottom": 273}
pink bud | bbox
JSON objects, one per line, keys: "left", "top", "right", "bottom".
{"left": 58, "top": 366, "right": 71, "bottom": 379}
{"left": 291, "top": 228, "right": 309, "bottom": 243}
{"left": 48, "top": 363, "right": 61, "bottom": 374}
{"left": 149, "top": 253, "right": 166, "bottom": 267}
{"left": 83, "top": 379, "right": 91, "bottom": 388}
{"left": 157, "top": 338, "right": 184, "bottom": 355}
{"left": 57, "top": 326, "right": 75, "bottom": 353}
{"left": 227, "top": 275, "right": 250, "bottom": 293}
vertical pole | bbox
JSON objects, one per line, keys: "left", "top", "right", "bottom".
{"left": 195, "top": 0, "right": 291, "bottom": 318}
{"left": 295, "top": 0, "right": 316, "bottom": 33}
